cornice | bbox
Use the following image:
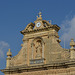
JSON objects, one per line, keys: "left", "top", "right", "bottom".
{"left": 1, "top": 59, "right": 75, "bottom": 73}
{"left": 20, "top": 25, "right": 60, "bottom": 35}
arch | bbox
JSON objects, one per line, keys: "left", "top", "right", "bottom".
{"left": 31, "top": 37, "right": 45, "bottom": 59}
{"left": 32, "top": 37, "right": 45, "bottom": 44}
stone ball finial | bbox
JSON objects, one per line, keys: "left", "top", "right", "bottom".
{"left": 70, "top": 38, "right": 75, "bottom": 46}
{"left": 70, "top": 38, "right": 75, "bottom": 49}
{"left": 7, "top": 49, "right": 12, "bottom": 57}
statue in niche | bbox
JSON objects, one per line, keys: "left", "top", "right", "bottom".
{"left": 35, "top": 40, "right": 42, "bottom": 59}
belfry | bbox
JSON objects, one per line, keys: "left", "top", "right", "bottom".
{"left": 1, "top": 12, "right": 75, "bottom": 75}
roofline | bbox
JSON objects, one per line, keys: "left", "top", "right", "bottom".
{"left": 20, "top": 25, "right": 60, "bottom": 35}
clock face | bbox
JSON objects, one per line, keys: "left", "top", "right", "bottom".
{"left": 36, "top": 22, "right": 41, "bottom": 27}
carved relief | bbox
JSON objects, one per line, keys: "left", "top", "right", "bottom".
{"left": 21, "top": 23, "right": 35, "bottom": 34}
{"left": 34, "top": 40, "right": 42, "bottom": 59}
{"left": 31, "top": 37, "right": 44, "bottom": 59}
{"left": 25, "top": 23, "right": 34, "bottom": 31}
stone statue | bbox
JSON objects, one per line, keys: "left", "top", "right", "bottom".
{"left": 35, "top": 41, "right": 42, "bottom": 59}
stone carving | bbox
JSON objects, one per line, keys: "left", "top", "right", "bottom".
{"left": 42, "top": 20, "right": 51, "bottom": 27}
{"left": 21, "top": 23, "right": 35, "bottom": 34}
{"left": 31, "top": 37, "right": 44, "bottom": 60}
{"left": 25, "top": 23, "right": 34, "bottom": 31}
{"left": 2, "top": 12, "right": 75, "bottom": 75}
{"left": 35, "top": 40, "right": 42, "bottom": 59}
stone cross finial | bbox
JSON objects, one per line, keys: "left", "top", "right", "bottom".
{"left": 38, "top": 11, "right": 42, "bottom": 17}
{"left": 37, "top": 11, "right": 42, "bottom": 20}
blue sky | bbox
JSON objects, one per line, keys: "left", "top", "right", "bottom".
{"left": 0, "top": 0, "right": 75, "bottom": 75}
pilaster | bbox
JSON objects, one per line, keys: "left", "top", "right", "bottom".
{"left": 23, "top": 39, "right": 29, "bottom": 65}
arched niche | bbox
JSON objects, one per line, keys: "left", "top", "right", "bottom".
{"left": 31, "top": 37, "right": 45, "bottom": 59}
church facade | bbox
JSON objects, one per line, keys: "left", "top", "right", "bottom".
{"left": 1, "top": 12, "right": 75, "bottom": 75}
